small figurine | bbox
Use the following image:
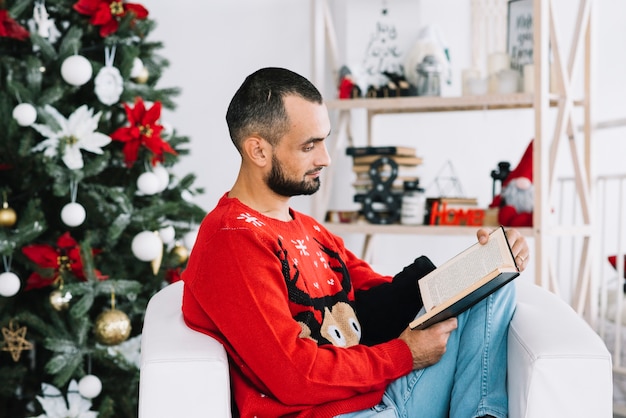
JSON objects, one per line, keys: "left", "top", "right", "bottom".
{"left": 490, "top": 140, "right": 534, "bottom": 227}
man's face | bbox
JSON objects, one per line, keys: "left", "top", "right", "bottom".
{"left": 265, "top": 95, "right": 331, "bottom": 197}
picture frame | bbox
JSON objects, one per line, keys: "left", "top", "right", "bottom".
{"left": 507, "top": 0, "right": 534, "bottom": 74}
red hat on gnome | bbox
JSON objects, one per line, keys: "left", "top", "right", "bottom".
{"left": 491, "top": 140, "right": 534, "bottom": 227}
{"left": 504, "top": 141, "right": 533, "bottom": 186}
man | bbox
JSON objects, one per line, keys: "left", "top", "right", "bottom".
{"left": 182, "top": 67, "right": 529, "bottom": 418}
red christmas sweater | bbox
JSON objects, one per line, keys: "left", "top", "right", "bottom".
{"left": 182, "top": 194, "right": 427, "bottom": 417}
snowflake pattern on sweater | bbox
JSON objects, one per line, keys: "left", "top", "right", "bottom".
{"left": 237, "top": 211, "right": 362, "bottom": 347}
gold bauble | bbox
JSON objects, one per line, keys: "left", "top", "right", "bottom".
{"left": 49, "top": 289, "right": 72, "bottom": 311}
{"left": 0, "top": 206, "right": 17, "bottom": 227}
{"left": 133, "top": 66, "right": 149, "bottom": 84}
{"left": 171, "top": 243, "right": 189, "bottom": 264}
{"left": 94, "top": 309, "right": 131, "bottom": 346}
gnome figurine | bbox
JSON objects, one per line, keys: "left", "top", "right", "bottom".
{"left": 490, "top": 140, "right": 534, "bottom": 227}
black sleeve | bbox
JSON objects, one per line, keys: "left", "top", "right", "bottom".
{"left": 354, "top": 255, "right": 436, "bottom": 346}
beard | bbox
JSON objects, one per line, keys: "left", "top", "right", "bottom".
{"left": 502, "top": 181, "right": 534, "bottom": 213}
{"left": 266, "top": 154, "right": 321, "bottom": 197}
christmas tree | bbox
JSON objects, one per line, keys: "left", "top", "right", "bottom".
{"left": 0, "top": 1, "right": 206, "bottom": 416}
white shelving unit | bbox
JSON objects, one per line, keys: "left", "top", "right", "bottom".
{"left": 311, "top": 0, "right": 596, "bottom": 318}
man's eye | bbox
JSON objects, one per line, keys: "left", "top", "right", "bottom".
{"left": 303, "top": 144, "right": 314, "bottom": 152}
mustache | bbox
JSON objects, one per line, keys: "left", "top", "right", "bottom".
{"left": 306, "top": 167, "right": 324, "bottom": 175}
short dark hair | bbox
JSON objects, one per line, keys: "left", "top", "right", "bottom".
{"left": 226, "top": 67, "right": 323, "bottom": 153}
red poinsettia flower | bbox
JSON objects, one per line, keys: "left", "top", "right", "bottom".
{"left": 0, "top": 10, "right": 30, "bottom": 41}
{"left": 110, "top": 97, "right": 177, "bottom": 167}
{"left": 22, "top": 232, "right": 107, "bottom": 290}
{"left": 73, "top": 0, "right": 148, "bottom": 37}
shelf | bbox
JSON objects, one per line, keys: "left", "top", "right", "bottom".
{"left": 314, "top": 0, "right": 595, "bottom": 305}
{"left": 326, "top": 93, "right": 568, "bottom": 114}
{"left": 324, "top": 222, "right": 534, "bottom": 237}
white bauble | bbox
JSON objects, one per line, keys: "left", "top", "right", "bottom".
{"left": 0, "top": 272, "right": 21, "bottom": 297}
{"left": 130, "top": 57, "right": 144, "bottom": 78}
{"left": 183, "top": 229, "right": 198, "bottom": 251}
{"left": 94, "top": 66, "right": 124, "bottom": 105}
{"left": 137, "top": 172, "right": 160, "bottom": 195}
{"left": 131, "top": 231, "right": 162, "bottom": 262}
{"left": 78, "top": 374, "right": 102, "bottom": 399}
{"left": 134, "top": 66, "right": 149, "bottom": 84}
{"left": 12, "top": 103, "right": 37, "bottom": 126}
{"left": 181, "top": 190, "right": 194, "bottom": 202}
{"left": 159, "top": 225, "right": 176, "bottom": 245}
{"left": 61, "top": 202, "right": 86, "bottom": 227}
{"left": 61, "top": 55, "right": 93, "bottom": 86}
{"left": 152, "top": 164, "right": 169, "bottom": 192}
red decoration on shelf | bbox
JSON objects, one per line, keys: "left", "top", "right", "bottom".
{"left": 73, "top": 0, "right": 148, "bottom": 37}
{"left": 111, "top": 97, "right": 176, "bottom": 167}
{"left": 608, "top": 255, "right": 626, "bottom": 279}
{"left": 22, "top": 232, "right": 107, "bottom": 290}
{"left": 428, "top": 201, "right": 485, "bottom": 226}
{"left": 0, "top": 10, "right": 30, "bottom": 41}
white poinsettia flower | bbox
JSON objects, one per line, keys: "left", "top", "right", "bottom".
{"left": 31, "top": 104, "right": 112, "bottom": 170}
{"left": 34, "top": 380, "right": 98, "bottom": 418}
{"left": 106, "top": 334, "right": 141, "bottom": 369}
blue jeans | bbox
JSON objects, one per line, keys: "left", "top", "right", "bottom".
{"left": 338, "top": 282, "right": 516, "bottom": 418}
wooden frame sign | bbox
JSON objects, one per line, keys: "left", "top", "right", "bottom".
{"left": 507, "top": 0, "right": 534, "bottom": 73}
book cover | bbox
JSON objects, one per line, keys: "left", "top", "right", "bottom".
{"left": 409, "top": 227, "right": 519, "bottom": 330}
{"left": 351, "top": 164, "right": 420, "bottom": 176}
{"left": 352, "top": 154, "right": 424, "bottom": 167}
{"left": 352, "top": 176, "right": 418, "bottom": 193}
{"left": 346, "top": 145, "right": 417, "bottom": 157}
{"left": 426, "top": 197, "right": 478, "bottom": 206}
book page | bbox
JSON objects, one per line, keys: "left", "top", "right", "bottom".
{"left": 420, "top": 227, "right": 515, "bottom": 310}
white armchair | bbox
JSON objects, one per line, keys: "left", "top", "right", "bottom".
{"left": 139, "top": 279, "right": 612, "bottom": 418}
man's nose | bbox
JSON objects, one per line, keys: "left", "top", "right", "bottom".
{"left": 316, "top": 142, "right": 331, "bottom": 167}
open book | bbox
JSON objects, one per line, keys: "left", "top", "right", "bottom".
{"left": 409, "top": 226, "right": 520, "bottom": 330}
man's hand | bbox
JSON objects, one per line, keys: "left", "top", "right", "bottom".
{"left": 398, "top": 318, "right": 458, "bottom": 370}
{"left": 476, "top": 227, "right": 530, "bottom": 271}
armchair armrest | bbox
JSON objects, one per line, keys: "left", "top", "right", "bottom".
{"left": 508, "top": 279, "right": 613, "bottom": 418}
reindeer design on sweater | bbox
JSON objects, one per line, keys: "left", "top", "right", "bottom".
{"left": 276, "top": 237, "right": 362, "bottom": 347}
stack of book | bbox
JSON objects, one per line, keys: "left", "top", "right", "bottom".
{"left": 346, "top": 145, "right": 422, "bottom": 195}
{"left": 346, "top": 145, "right": 423, "bottom": 224}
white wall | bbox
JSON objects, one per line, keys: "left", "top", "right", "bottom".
{"left": 151, "top": 0, "right": 312, "bottom": 214}
{"left": 150, "top": 0, "right": 626, "bottom": 271}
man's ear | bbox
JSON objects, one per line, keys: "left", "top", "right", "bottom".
{"left": 242, "top": 136, "right": 270, "bottom": 167}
